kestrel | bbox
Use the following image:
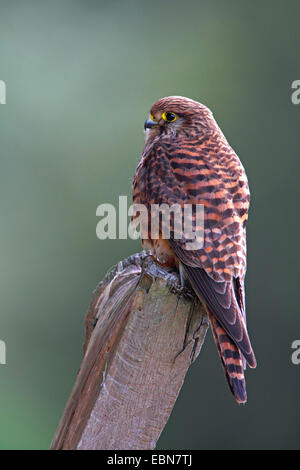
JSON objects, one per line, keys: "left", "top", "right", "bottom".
{"left": 132, "top": 96, "right": 256, "bottom": 404}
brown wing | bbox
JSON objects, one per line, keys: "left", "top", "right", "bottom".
{"left": 133, "top": 135, "right": 256, "bottom": 367}
{"left": 134, "top": 135, "right": 249, "bottom": 278}
{"left": 170, "top": 244, "right": 256, "bottom": 368}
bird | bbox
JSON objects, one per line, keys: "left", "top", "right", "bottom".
{"left": 132, "top": 96, "right": 256, "bottom": 404}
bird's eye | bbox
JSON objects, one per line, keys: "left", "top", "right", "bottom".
{"left": 162, "top": 112, "right": 177, "bottom": 122}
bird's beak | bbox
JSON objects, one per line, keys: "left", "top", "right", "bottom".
{"left": 144, "top": 116, "right": 158, "bottom": 130}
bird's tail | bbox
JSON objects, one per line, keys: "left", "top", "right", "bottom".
{"left": 209, "top": 313, "right": 247, "bottom": 404}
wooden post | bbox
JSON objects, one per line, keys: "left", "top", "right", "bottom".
{"left": 50, "top": 252, "right": 208, "bottom": 450}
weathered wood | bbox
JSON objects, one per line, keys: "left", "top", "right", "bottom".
{"left": 50, "top": 252, "right": 208, "bottom": 450}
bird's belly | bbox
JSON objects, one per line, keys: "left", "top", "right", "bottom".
{"left": 142, "top": 238, "right": 178, "bottom": 268}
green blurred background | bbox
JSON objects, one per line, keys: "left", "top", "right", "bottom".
{"left": 0, "top": 0, "right": 299, "bottom": 450}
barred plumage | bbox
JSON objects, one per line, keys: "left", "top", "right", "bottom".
{"left": 132, "top": 96, "right": 256, "bottom": 403}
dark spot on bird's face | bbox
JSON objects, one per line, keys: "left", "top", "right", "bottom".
{"left": 163, "top": 112, "right": 177, "bottom": 123}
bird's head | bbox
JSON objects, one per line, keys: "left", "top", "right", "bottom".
{"left": 144, "top": 96, "right": 217, "bottom": 143}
